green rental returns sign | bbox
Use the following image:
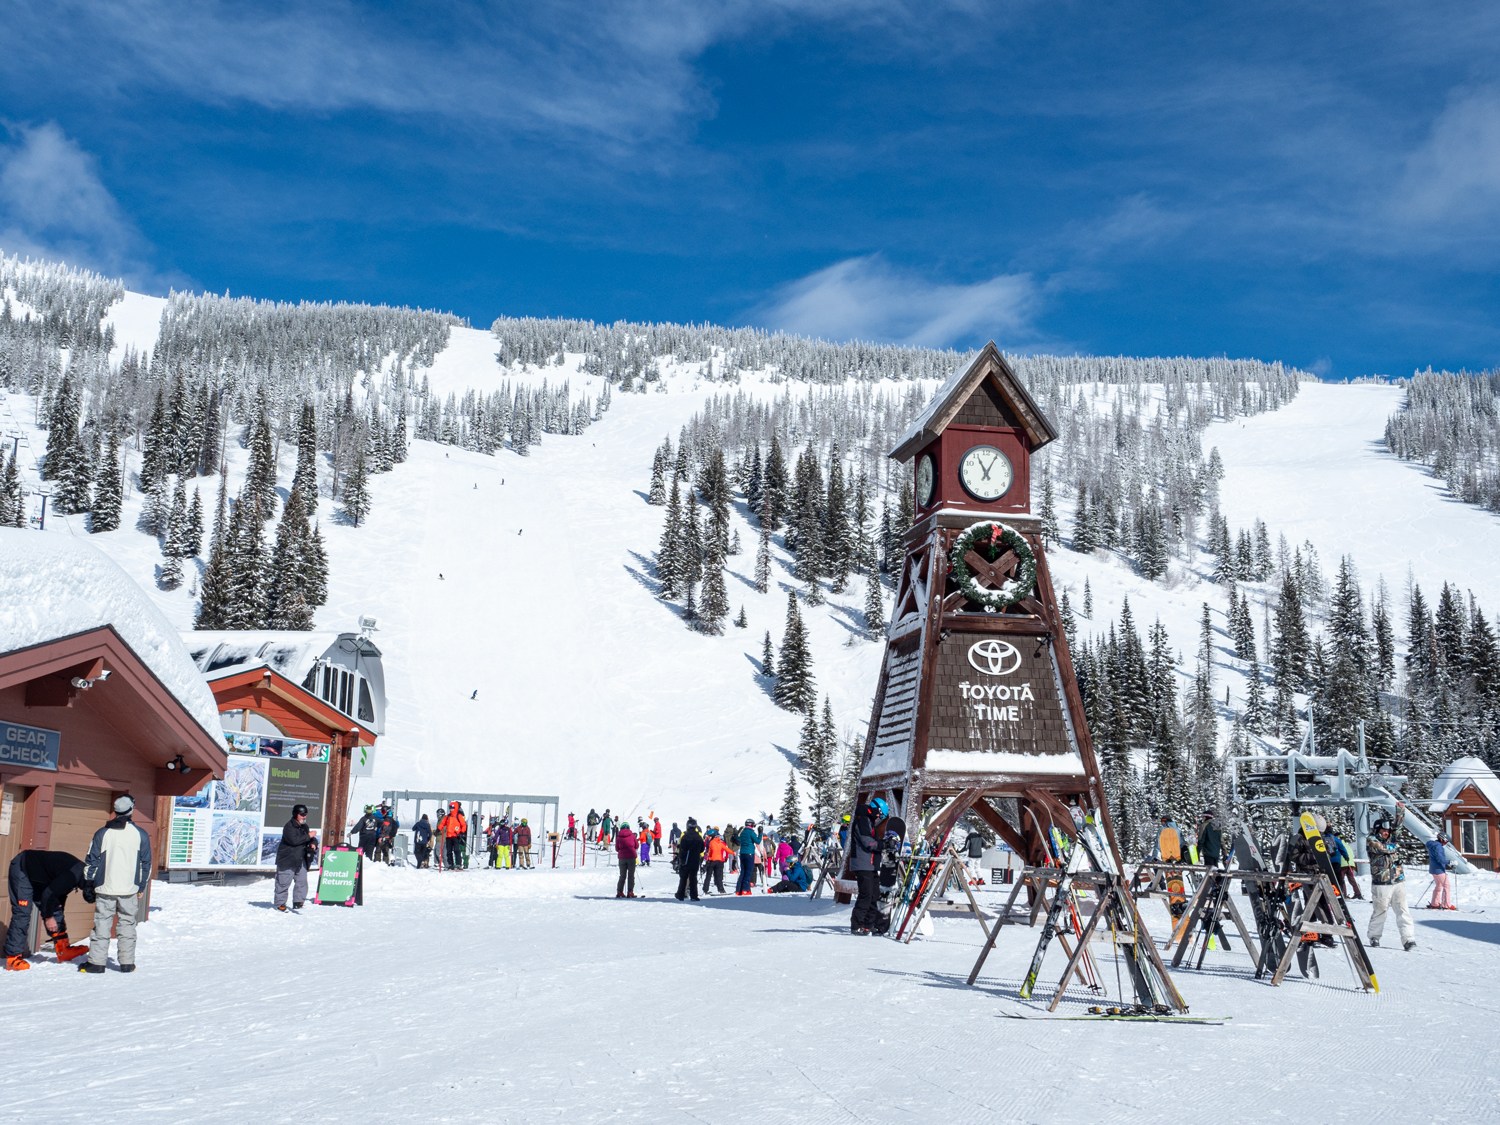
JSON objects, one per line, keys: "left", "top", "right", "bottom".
{"left": 314, "top": 847, "right": 362, "bottom": 906}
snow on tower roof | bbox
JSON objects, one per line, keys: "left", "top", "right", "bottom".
{"left": 890, "top": 341, "right": 1057, "bottom": 463}
{"left": 183, "top": 630, "right": 349, "bottom": 686}
{"left": 1430, "top": 756, "right": 1500, "bottom": 814}
{"left": 0, "top": 528, "right": 222, "bottom": 739}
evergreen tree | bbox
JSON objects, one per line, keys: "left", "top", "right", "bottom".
{"left": 186, "top": 488, "right": 204, "bottom": 556}
{"left": 863, "top": 570, "right": 886, "bottom": 637}
{"left": 761, "top": 434, "right": 788, "bottom": 529}
{"left": 774, "top": 592, "right": 816, "bottom": 713}
{"left": 682, "top": 491, "right": 704, "bottom": 587}
{"left": 778, "top": 770, "right": 803, "bottom": 836}
{"left": 696, "top": 538, "right": 730, "bottom": 635}
{"left": 648, "top": 446, "right": 668, "bottom": 505}
{"left": 761, "top": 630, "right": 776, "bottom": 675}
{"left": 290, "top": 403, "right": 319, "bottom": 518}
{"left": 1083, "top": 577, "right": 1093, "bottom": 618}
{"left": 734, "top": 605, "right": 748, "bottom": 629}
{"left": 754, "top": 523, "right": 772, "bottom": 593}
{"left": 657, "top": 478, "right": 685, "bottom": 598}
{"left": 245, "top": 411, "right": 278, "bottom": 519}
{"left": 341, "top": 447, "right": 371, "bottom": 527}
{"left": 90, "top": 434, "right": 123, "bottom": 533}
{"left": 823, "top": 446, "right": 850, "bottom": 591}
{"left": 266, "top": 487, "right": 317, "bottom": 630}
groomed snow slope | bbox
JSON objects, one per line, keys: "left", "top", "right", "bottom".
{"left": 7, "top": 861, "right": 1499, "bottom": 1122}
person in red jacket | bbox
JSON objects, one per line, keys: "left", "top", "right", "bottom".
{"left": 615, "top": 824, "right": 639, "bottom": 898}
{"left": 513, "top": 819, "right": 533, "bottom": 869}
{"left": 652, "top": 817, "right": 663, "bottom": 856}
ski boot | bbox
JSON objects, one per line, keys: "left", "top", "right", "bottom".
{"left": 52, "top": 933, "right": 89, "bottom": 963}
{"left": 5, "top": 954, "right": 30, "bottom": 971}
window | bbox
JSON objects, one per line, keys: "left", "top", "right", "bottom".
{"left": 357, "top": 680, "right": 375, "bottom": 724}
{"left": 1460, "top": 819, "right": 1490, "bottom": 856}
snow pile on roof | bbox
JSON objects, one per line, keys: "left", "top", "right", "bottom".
{"left": 183, "top": 630, "right": 344, "bottom": 685}
{"left": 0, "top": 528, "right": 221, "bottom": 738}
{"left": 1430, "top": 756, "right": 1500, "bottom": 813}
{"left": 892, "top": 350, "right": 975, "bottom": 453}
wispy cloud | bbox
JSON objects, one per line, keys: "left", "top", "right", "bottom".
{"left": 1394, "top": 87, "right": 1500, "bottom": 226}
{"left": 0, "top": 122, "right": 160, "bottom": 284}
{"left": 750, "top": 255, "right": 1047, "bottom": 349}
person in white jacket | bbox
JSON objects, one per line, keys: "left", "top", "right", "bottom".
{"left": 80, "top": 795, "right": 152, "bottom": 974}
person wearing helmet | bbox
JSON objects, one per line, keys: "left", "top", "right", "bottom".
{"left": 1425, "top": 832, "right": 1455, "bottom": 909}
{"left": 839, "top": 813, "right": 851, "bottom": 851}
{"left": 615, "top": 821, "right": 640, "bottom": 898}
{"left": 674, "top": 819, "right": 705, "bottom": 901}
{"left": 353, "top": 804, "right": 380, "bottom": 859}
{"left": 1367, "top": 814, "right": 1415, "bottom": 950}
{"left": 638, "top": 820, "right": 653, "bottom": 867}
{"left": 514, "top": 818, "right": 533, "bottom": 868}
{"left": 701, "top": 829, "right": 729, "bottom": 895}
{"left": 376, "top": 802, "right": 399, "bottom": 865}
{"left": 735, "top": 819, "right": 761, "bottom": 895}
{"left": 273, "top": 803, "right": 316, "bottom": 912}
{"left": 847, "top": 797, "right": 888, "bottom": 933}
{"left": 413, "top": 813, "right": 433, "bottom": 868}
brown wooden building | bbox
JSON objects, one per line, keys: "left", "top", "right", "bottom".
{"left": 204, "top": 664, "right": 377, "bottom": 850}
{"left": 1, "top": 626, "right": 228, "bottom": 945}
{"left": 1430, "top": 757, "right": 1500, "bottom": 872}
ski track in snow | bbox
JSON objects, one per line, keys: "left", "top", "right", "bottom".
{"left": 5, "top": 864, "right": 1498, "bottom": 1122}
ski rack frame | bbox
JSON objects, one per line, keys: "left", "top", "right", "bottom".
{"left": 892, "top": 845, "right": 991, "bottom": 944}
{"left": 965, "top": 863, "right": 1187, "bottom": 1013}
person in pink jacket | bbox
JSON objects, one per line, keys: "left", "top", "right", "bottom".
{"left": 775, "top": 837, "right": 795, "bottom": 875}
{"left": 616, "top": 825, "right": 639, "bottom": 898}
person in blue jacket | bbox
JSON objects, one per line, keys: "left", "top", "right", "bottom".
{"left": 413, "top": 814, "right": 433, "bottom": 868}
{"left": 766, "top": 856, "right": 810, "bottom": 894}
{"left": 735, "top": 819, "right": 760, "bottom": 895}
{"left": 1425, "top": 832, "right": 1454, "bottom": 909}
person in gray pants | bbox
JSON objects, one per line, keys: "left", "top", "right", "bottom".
{"left": 274, "top": 805, "right": 316, "bottom": 912}
{"left": 80, "top": 795, "right": 152, "bottom": 973}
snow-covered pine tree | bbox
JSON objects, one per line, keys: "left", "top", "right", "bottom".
{"left": 696, "top": 538, "right": 730, "bottom": 635}
{"left": 0, "top": 450, "right": 15, "bottom": 526}
{"left": 753, "top": 523, "right": 771, "bottom": 593}
{"left": 223, "top": 491, "right": 269, "bottom": 627}
{"left": 290, "top": 403, "right": 319, "bottom": 519}
{"left": 862, "top": 569, "right": 885, "bottom": 637}
{"left": 682, "top": 491, "right": 704, "bottom": 587}
{"left": 779, "top": 770, "right": 802, "bottom": 835}
{"left": 648, "top": 446, "right": 667, "bottom": 505}
{"left": 265, "top": 487, "right": 317, "bottom": 630}
{"left": 774, "top": 591, "right": 816, "bottom": 713}
{"left": 186, "top": 488, "right": 204, "bottom": 556}
{"left": 761, "top": 433, "right": 787, "bottom": 529}
{"left": 657, "top": 478, "right": 685, "bottom": 598}
{"left": 341, "top": 446, "right": 371, "bottom": 527}
{"left": 90, "top": 433, "right": 122, "bottom": 533}
{"left": 138, "top": 475, "right": 167, "bottom": 537}
{"left": 244, "top": 410, "right": 278, "bottom": 519}
{"left": 823, "top": 446, "right": 850, "bottom": 592}
{"left": 734, "top": 606, "right": 747, "bottom": 629}
{"left": 1082, "top": 577, "right": 1093, "bottom": 618}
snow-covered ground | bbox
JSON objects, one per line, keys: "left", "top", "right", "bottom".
{"left": 10, "top": 857, "right": 1499, "bottom": 1122}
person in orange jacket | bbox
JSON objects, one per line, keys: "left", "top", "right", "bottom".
{"left": 443, "top": 802, "right": 468, "bottom": 870}
{"left": 652, "top": 817, "right": 663, "bottom": 856}
{"left": 700, "top": 828, "right": 729, "bottom": 895}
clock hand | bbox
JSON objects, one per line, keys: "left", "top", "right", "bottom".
{"left": 980, "top": 455, "right": 994, "bottom": 480}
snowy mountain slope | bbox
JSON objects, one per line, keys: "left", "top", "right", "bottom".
{"left": 1210, "top": 381, "right": 1500, "bottom": 612}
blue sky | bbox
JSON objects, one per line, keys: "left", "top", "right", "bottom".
{"left": 2, "top": 1, "right": 1498, "bottom": 377}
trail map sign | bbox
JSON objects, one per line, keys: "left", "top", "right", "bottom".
{"left": 167, "top": 732, "right": 331, "bottom": 870}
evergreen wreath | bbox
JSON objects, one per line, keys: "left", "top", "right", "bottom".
{"left": 949, "top": 520, "right": 1037, "bottom": 610}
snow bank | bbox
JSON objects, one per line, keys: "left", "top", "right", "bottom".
{"left": 0, "top": 528, "right": 220, "bottom": 737}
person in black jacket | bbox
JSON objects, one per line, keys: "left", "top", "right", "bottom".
{"left": 847, "top": 797, "right": 886, "bottom": 935}
{"left": 5, "top": 850, "right": 90, "bottom": 970}
{"left": 274, "top": 805, "right": 316, "bottom": 912}
{"left": 353, "top": 806, "right": 379, "bottom": 858}
{"left": 674, "top": 819, "right": 705, "bottom": 901}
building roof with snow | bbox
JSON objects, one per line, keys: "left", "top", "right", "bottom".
{"left": 1430, "top": 756, "right": 1500, "bottom": 814}
{"left": 0, "top": 527, "right": 221, "bottom": 739}
{"left": 890, "top": 341, "right": 1057, "bottom": 463}
{"left": 182, "top": 628, "right": 386, "bottom": 735}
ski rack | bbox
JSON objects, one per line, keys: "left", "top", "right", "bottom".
{"left": 1154, "top": 867, "right": 1376, "bottom": 993}
{"left": 807, "top": 843, "right": 845, "bottom": 901}
{"left": 966, "top": 863, "right": 1186, "bottom": 1013}
{"left": 1131, "top": 861, "right": 1224, "bottom": 949}
{"left": 892, "top": 845, "right": 991, "bottom": 944}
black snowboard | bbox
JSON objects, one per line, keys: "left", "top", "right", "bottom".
{"left": 871, "top": 816, "right": 907, "bottom": 936}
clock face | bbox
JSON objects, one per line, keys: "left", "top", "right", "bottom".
{"left": 915, "top": 454, "right": 935, "bottom": 507}
{"left": 959, "top": 445, "right": 1013, "bottom": 502}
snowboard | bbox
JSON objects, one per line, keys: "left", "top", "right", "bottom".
{"left": 1234, "top": 827, "right": 1290, "bottom": 978}
{"left": 871, "top": 816, "right": 907, "bottom": 935}
{"left": 1298, "top": 812, "right": 1379, "bottom": 992}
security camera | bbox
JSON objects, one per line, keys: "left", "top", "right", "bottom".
{"left": 70, "top": 677, "right": 92, "bottom": 690}
{"left": 96, "top": 668, "right": 112, "bottom": 682}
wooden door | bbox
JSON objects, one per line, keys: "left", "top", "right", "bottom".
{"left": 0, "top": 784, "right": 36, "bottom": 949}
{"left": 50, "top": 785, "right": 113, "bottom": 942}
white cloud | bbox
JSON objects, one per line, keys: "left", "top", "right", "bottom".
{"left": 1395, "top": 87, "right": 1500, "bottom": 224}
{"left": 751, "top": 255, "right": 1046, "bottom": 349}
{"left": 0, "top": 122, "right": 154, "bottom": 283}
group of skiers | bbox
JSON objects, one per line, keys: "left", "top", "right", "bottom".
{"left": 350, "top": 802, "right": 401, "bottom": 864}
{"left": 480, "top": 816, "right": 534, "bottom": 869}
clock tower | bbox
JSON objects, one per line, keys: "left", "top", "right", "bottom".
{"left": 857, "top": 342, "right": 1117, "bottom": 860}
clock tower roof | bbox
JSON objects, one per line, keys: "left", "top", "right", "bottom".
{"left": 890, "top": 341, "right": 1057, "bottom": 464}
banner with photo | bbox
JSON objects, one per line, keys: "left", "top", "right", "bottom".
{"left": 168, "top": 732, "right": 331, "bottom": 870}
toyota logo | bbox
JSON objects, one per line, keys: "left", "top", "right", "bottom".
{"left": 967, "top": 639, "right": 1022, "bottom": 676}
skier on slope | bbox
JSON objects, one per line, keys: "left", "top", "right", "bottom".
{"left": 734, "top": 819, "right": 760, "bottom": 895}
{"left": 652, "top": 817, "right": 663, "bottom": 856}
{"left": 1366, "top": 815, "right": 1416, "bottom": 950}
{"left": 443, "top": 801, "right": 468, "bottom": 870}
{"left": 674, "top": 819, "right": 704, "bottom": 901}
{"left": 586, "top": 809, "right": 599, "bottom": 843}
{"left": 496, "top": 819, "right": 513, "bottom": 869}
{"left": 847, "top": 797, "right": 886, "bottom": 935}
{"left": 413, "top": 814, "right": 433, "bottom": 868}
{"left": 615, "top": 822, "right": 640, "bottom": 898}
{"left": 566, "top": 812, "right": 577, "bottom": 841}
{"left": 638, "top": 820, "right": 652, "bottom": 867}
{"left": 701, "top": 829, "right": 729, "bottom": 895}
